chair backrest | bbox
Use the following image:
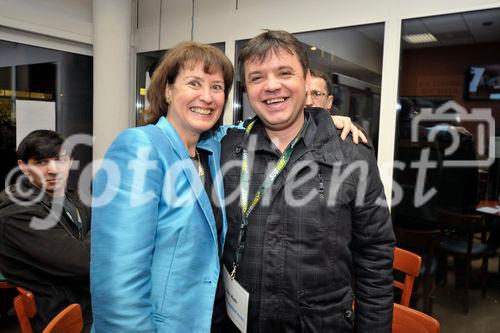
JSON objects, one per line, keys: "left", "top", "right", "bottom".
{"left": 437, "top": 209, "right": 485, "bottom": 234}
{"left": 42, "top": 303, "right": 83, "bottom": 333}
{"left": 392, "top": 303, "right": 440, "bottom": 333}
{"left": 14, "top": 287, "right": 37, "bottom": 333}
{"left": 394, "top": 247, "right": 422, "bottom": 306}
{"left": 394, "top": 226, "right": 441, "bottom": 275}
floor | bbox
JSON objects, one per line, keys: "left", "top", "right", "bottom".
{"left": 430, "top": 257, "right": 500, "bottom": 333}
{"left": 1, "top": 257, "right": 499, "bottom": 333}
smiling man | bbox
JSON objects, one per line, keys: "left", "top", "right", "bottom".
{"left": 0, "top": 130, "right": 91, "bottom": 333}
{"left": 221, "top": 30, "right": 394, "bottom": 332}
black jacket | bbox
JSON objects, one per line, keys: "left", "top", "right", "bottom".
{"left": 0, "top": 180, "right": 91, "bottom": 333}
{"left": 221, "top": 109, "right": 395, "bottom": 332}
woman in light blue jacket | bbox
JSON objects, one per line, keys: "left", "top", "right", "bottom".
{"left": 91, "top": 42, "right": 234, "bottom": 332}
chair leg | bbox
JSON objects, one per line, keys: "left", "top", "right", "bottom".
{"left": 481, "top": 254, "right": 488, "bottom": 298}
{"left": 422, "top": 275, "right": 431, "bottom": 314}
{"left": 463, "top": 256, "right": 471, "bottom": 314}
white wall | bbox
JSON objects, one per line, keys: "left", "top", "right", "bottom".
{"left": 0, "top": 0, "right": 93, "bottom": 44}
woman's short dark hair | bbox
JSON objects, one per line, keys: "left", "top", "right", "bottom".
{"left": 145, "top": 42, "right": 234, "bottom": 124}
{"left": 17, "top": 130, "right": 65, "bottom": 163}
{"left": 238, "top": 30, "right": 309, "bottom": 83}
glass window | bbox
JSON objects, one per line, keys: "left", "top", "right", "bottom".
{"left": 233, "top": 23, "right": 385, "bottom": 152}
{"left": 0, "top": 40, "right": 93, "bottom": 191}
{"left": 393, "top": 8, "right": 500, "bottom": 230}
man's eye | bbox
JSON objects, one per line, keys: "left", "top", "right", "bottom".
{"left": 312, "top": 90, "right": 322, "bottom": 97}
{"left": 279, "top": 70, "right": 292, "bottom": 77}
{"left": 248, "top": 76, "right": 262, "bottom": 83}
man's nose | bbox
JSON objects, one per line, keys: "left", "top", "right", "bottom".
{"left": 47, "top": 160, "right": 59, "bottom": 173}
{"left": 305, "top": 92, "right": 314, "bottom": 107}
{"left": 264, "top": 76, "right": 281, "bottom": 91}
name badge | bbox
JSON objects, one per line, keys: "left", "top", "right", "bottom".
{"left": 223, "top": 265, "right": 249, "bottom": 332}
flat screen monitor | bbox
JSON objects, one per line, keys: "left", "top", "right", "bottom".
{"left": 465, "top": 64, "right": 500, "bottom": 101}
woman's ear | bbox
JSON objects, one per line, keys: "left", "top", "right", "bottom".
{"left": 165, "top": 85, "right": 172, "bottom": 105}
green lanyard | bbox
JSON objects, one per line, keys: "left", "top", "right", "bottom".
{"left": 230, "top": 119, "right": 306, "bottom": 279}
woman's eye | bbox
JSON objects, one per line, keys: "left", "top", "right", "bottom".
{"left": 212, "top": 84, "right": 224, "bottom": 91}
{"left": 279, "top": 70, "right": 292, "bottom": 77}
{"left": 188, "top": 80, "right": 201, "bottom": 88}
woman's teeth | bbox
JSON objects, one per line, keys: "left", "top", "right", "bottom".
{"left": 190, "top": 108, "right": 211, "bottom": 115}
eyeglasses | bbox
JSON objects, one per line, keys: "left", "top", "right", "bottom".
{"left": 306, "top": 90, "right": 328, "bottom": 99}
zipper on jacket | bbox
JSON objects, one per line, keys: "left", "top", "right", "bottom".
{"left": 318, "top": 172, "right": 325, "bottom": 200}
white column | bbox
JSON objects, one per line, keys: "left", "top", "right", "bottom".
{"left": 377, "top": 14, "right": 402, "bottom": 209}
{"left": 93, "top": 0, "right": 132, "bottom": 160}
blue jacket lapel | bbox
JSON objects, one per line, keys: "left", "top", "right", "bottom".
{"left": 154, "top": 117, "right": 218, "bottom": 244}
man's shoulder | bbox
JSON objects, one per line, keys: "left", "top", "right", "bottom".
{"left": 221, "top": 125, "right": 246, "bottom": 149}
{"left": 309, "top": 114, "right": 375, "bottom": 164}
{"left": 0, "top": 186, "right": 47, "bottom": 221}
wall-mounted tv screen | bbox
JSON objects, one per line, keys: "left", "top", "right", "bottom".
{"left": 465, "top": 64, "right": 500, "bottom": 101}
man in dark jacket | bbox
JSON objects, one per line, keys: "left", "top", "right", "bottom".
{"left": 221, "top": 30, "right": 394, "bottom": 332}
{"left": 0, "top": 130, "right": 91, "bottom": 333}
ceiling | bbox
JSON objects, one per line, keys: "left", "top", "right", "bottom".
{"left": 356, "top": 7, "right": 500, "bottom": 48}
{"left": 302, "top": 7, "right": 500, "bottom": 88}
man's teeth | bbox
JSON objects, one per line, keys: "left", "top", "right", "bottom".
{"left": 265, "top": 98, "right": 285, "bottom": 104}
{"left": 191, "top": 108, "right": 211, "bottom": 115}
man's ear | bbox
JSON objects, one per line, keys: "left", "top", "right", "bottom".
{"left": 327, "top": 95, "right": 334, "bottom": 110}
{"left": 305, "top": 69, "right": 312, "bottom": 86}
{"left": 17, "top": 160, "right": 29, "bottom": 176}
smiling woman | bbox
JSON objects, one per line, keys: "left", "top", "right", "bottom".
{"left": 91, "top": 42, "right": 235, "bottom": 333}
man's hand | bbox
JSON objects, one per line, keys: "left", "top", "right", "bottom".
{"left": 332, "top": 116, "right": 368, "bottom": 144}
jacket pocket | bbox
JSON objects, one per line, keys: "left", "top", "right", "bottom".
{"left": 297, "top": 279, "right": 354, "bottom": 332}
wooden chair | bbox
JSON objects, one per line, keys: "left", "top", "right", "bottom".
{"left": 42, "top": 303, "right": 83, "bottom": 333}
{"left": 394, "top": 226, "right": 442, "bottom": 314}
{"left": 14, "top": 287, "right": 37, "bottom": 333}
{"left": 0, "top": 273, "right": 16, "bottom": 318}
{"left": 392, "top": 303, "right": 440, "bottom": 333}
{"left": 394, "top": 247, "right": 422, "bottom": 307}
{"left": 14, "top": 286, "right": 83, "bottom": 333}
{"left": 437, "top": 209, "right": 489, "bottom": 314}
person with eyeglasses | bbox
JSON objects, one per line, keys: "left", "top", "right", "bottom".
{"left": 305, "top": 69, "right": 334, "bottom": 111}
{"left": 306, "top": 69, "right": 367, "bottom": 143}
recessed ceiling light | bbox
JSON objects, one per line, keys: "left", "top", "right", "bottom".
{"left": 310, "top": 46, "right": 317, "bottom": 51}
{"left": 402, "top": 33, "right": 438, "bottom": 44}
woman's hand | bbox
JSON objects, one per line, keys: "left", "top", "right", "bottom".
{"left": 332, "top": 116, "right": 368, "bottom": 144}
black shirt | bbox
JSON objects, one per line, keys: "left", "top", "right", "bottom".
{"left": 194, "top": 149, "right": 226, "bottom": 324}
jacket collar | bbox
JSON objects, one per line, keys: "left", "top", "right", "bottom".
{"left": 154, "top": 116, "right": 222, "bottom": 244}
{"left": 155, "top": 116, "right": 218, "bottom": 155}
{"left": 237, "top": 112, "right": 315, "bottom": 154}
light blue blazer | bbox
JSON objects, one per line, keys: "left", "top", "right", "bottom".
{"left": 91, "top": 117, "right": 227, "bottom": 333}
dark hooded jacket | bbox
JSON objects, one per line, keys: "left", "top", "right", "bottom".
{"left": 0, "top": 179, "right": 91, "bottom": 332}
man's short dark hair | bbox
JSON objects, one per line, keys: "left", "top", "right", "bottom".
{"left": 239, "top": 30, "right": 309, "bottom": 83}
{"left": 17, "top": 130, "right": 65, "bottom": 163}
{"left": 310, "top": 69, "right": 333, "bottom": 95}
